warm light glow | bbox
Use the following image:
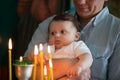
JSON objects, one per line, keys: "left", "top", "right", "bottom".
{"left": 8, "top": 38, "right": 12, "bottom": 50}
{"left": 49, "top": 59, "right": 53, "bottom": 68}
{"left": 48, "top": 46, "right": 51, "bottom": 54}
{"left": 19, "top": 56, "right": 23, "bottom": 62}
{"left": 34, "top": 45, "right": 38, "bottom": 55}
{"left": 44, "top": 65, "right": 47, "bottom": 76}
{"left": 39, "top": 44, "right": 43, "bottom": 51}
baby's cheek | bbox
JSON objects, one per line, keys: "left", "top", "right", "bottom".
{"left": 48, "top": 38, "right": 54, "bottom": 45}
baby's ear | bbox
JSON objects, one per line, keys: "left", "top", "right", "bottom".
{"left": 75, "top": 32, "right": 80, "bottom": 41}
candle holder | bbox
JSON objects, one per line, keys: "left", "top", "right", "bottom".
{"left": 13, "top": 60, "right": 33, "bottom": 80}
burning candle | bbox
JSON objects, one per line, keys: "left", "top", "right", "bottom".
{"left": 39, "top": 44, "right": 44, "bottom": 80}
{"left": 48, "top": 46, "right": 53, "bottom": 80}
{"left": 44, "top": 65, "right": 48, "bottom": 80}
{"left": 19, "top": 56, "right": 23, "bottom": 62}
{"left": 33, "top": 45, "right": 38, "bottom": 80}
{"left": 48, "top": 46, "right": 52, "bottom": 59}
{"left": 8, "top": 38, "right": 12, "bottom": 80}
{"left": 48, "top": 59, "right": 53, "bottom": 80}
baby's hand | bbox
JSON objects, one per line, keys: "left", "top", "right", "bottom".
{"left": 66, "top": 66, "right": 82, "bottom": 78}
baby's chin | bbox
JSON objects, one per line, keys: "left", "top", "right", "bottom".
{"left": 55, "top": 46, "right": 62, "bottom": 50}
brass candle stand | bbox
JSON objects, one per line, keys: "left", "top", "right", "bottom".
{"left": 13, "top": 59, "right": 33, "bottom": 80}
{"left": 14, "top": 64, "right": 33, "bottom": 80}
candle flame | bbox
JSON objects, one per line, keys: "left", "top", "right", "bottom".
{"left": 39, "top": 44, "right": 43, "bottom": 51}
{"left": 49, "top": 59, "right": 53, "bottom": 68}
{"left": 19, "top": 56, "right": 23, "bottom": 62}
{"left": 44, "top": 65, "right": 47, "bottom": 75}
{"left": 8, "top": 38, "right": 12, "bottom": 50}
{"left": 34, "top": 45, "right": 38, "bottom": 55}
{"left": 48, "top": 46, "right": 51, "bottom": 54}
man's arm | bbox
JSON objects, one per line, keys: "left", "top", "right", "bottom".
{"left": 52, "top": 58, "right": 78, "bottom": 79}
{"left": 28, "top": 57, "right": 90, "bottom": 80}
{"left": 46, "top": 58, "right": 90, "bottom": 80}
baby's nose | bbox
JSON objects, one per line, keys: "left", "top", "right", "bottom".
{"left": 55, "top": 32, "right": 61, "bottom": 37}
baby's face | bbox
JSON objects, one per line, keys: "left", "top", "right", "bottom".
{"left": 49, "top": 21, "right": 80, "bottom": 49}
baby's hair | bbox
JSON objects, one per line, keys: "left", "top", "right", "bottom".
{"left": 48, "top": 13, "right": 80, "bottom": 33}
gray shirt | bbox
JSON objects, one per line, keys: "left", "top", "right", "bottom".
{"left": 25, "top": 7, "right": 120, "bottom": 80}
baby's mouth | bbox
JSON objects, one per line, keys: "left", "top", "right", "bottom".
{"left": 55, "top": 40, "right": 61, "bottom": 44}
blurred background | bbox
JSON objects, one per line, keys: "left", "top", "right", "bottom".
{"left": 0, "top": 0, "right": 120, "bottom": 79}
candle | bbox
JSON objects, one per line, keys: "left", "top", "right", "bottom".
{"left": 48, "top": 46, "right": 53, "bottom": 80}
{"left": 19, "top": 56, "right": 23, "bottom": 62}
{"left": 48, "top": 46, "right": 52, "bottom": 59}
{"left": 33, "top": 45, "right": 38, "bottom": 80}
{"left": 39, "top": 44, "right": 44, "bottom": 80}
{"left": 8, "top": 38, "right": 12, "bottom": 80}
{"left": 48, "top": 59, "right": 54, "bottom": 80}
{"left": 44, "top": 65, "right": 48, "bottom": 80}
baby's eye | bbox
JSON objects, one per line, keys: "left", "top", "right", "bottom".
{"left": 61, "top": 30, "right": 66, "bottom": 34}
{"left": 50, "top": 32, "right": 55, "bottom": 36}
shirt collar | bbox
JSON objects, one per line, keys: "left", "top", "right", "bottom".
{"left": 74, "top": 6, "right": 110, "bottom": 27}
{"left": 93, "top": 7, "right": 109, "bottom": 26}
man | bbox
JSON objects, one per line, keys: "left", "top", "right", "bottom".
{"left": 25, "top": 0, "right": 120, "bottom": 79}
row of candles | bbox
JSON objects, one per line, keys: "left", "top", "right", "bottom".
{"left": 33, "top": 44, "right": 53, "bottom": 80}
{"left": 8, "top": 38, "right": 53, "bottom": 80}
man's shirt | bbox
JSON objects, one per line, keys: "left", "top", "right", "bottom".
{"left": 25, "top": 7, "right": 120, "bottom": 80}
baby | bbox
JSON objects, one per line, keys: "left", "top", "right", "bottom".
{"left": 43, "top": 13, "right": 93, "bottom": 79}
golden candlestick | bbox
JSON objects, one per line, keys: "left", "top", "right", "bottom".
{"left": 8, "top": 38, "right": 12, "bottom": 80}
{"left": 39, "top": 44, "right": 44, "bottom": 80}
{"left": 48, "top": 46, "right": 53, "bottom": 80}
{"left": 33, "top": 45, "right": 38, "bottom": 80}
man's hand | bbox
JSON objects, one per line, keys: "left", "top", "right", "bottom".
{"left": 50, "top": 58, "right": 91, "bottom": 80}
{"left": 78, "top": 68, "right": 91, "bottom": 80}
